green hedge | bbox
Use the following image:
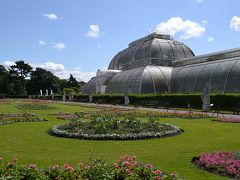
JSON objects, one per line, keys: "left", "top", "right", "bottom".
{"left": 80, "top": 93, "right": 240, "bottom": 110}
{"left": 1, "top": 93, "right": 240, "bottom": 110}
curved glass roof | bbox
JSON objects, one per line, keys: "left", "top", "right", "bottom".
{"left": 108, "top": 33, "right": 194, "bottom": 70}
{"left": 171, "top": 57, "right": 240, "bottom": 93}
{"left": 105, "top": 66, "right": 172, "bottom": 94}
{"left": 82, "top": 77, "right": 97, "bottom": 94}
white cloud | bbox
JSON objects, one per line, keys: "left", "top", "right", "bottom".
{"left": 43, "top": 13, "right": 59, "bottom": 20}
{"left": 1, "top": 61, "right": 95, "bottom": 82}
{"left": 152, "top": 17, "right": 205, "bottom": 39}
{"left": 53, "top": 43, "right": 65, "bottom": 50}
{"left": 207, "top": 37, "right": 214, "bottom": 43}
{"left": 230, "top": 16, "right": 240, "bottom": 31}
{"left": 37, "top": 62, "right": 65, "bottom": 71}
{"left": 2, "top": 61, "right": 15, "bottom": 69}
{"left": 38, "top": 40, "right": 45, "bottom": 45}
{"left": 202, "top": 20, "right": 208, "bottom": 24}
{"left": 86, "top": 25, "right": 100, "bottom": 38}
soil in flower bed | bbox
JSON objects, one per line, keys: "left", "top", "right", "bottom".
{"left": 192, "top": 151, "right": 240, "bottom": 179}
{"left": 51, "top": 114, "right": 182, "bottom": 140}
{"left": 0, "top": 155, "right": 179, "bottom": 179}
{"left": 0, "top": 113, "right": 45, "bottom": 125}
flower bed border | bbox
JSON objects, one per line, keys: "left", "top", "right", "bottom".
{"left": 0, "top": 119, "right": 47, "bottom": 125}
{"left": 51, "top": 122, "right": 182, "bottom": 140}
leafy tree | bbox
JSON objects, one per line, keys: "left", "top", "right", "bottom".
{"left": 27, "top": 68, "right": 60, "bottom": 95}
{"left": 67, "top": 74, "right": 78, "bottom": 87}
{"left": 9, "top": 60, "right": 32, "bottom": 94}
{"left": 0, "top": 65, "right": 9, "bottom": 95}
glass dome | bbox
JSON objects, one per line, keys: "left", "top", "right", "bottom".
{"left": 108, "top": 33, "right": 195, "bottom": 70}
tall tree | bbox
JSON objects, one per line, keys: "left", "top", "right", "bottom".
{"left": 27, "top": 67, "right": 60, "bottom": 95}
{"left": 9, "top": 60, "right": 32, "bottom": 95}
{"left": 67, "top": 74, "right": 78, "bottom": 87}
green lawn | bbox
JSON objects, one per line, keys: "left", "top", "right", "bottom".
{"left": 0, "top": 101, "right": 240, "bottom": 179}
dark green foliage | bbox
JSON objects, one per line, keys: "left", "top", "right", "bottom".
{"left": 80, "top": 93, "right": 240, "bottom": 110}
{"left": 27, "top": 67, "right": 60, "bottom": 95}
{"left": 9, "top": 60, "right": 33, "bottom": 95}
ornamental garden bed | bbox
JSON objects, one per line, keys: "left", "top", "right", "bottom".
{"left": 0, "top": 113, "right": 46, "bottom": 125}
{"left": 16, "top": 100, "right": 55, "bottom": 110}
{"left": 51, "top": 113, "right": 182, "bottom": 140}
{"left": 192, "top": 151, "right": 240, "bottom": 179}
{"left": 213, "top": 117, "right": 240, "bottom": 123}
{"left": 0, "top": 155, "right": 179, "bottom": 179}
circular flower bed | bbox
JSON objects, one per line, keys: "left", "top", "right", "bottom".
{"left": 51, "top": 114, "right": 182, "bottom": 140}
{"left": 0, "top": 155, "right": 179, "bottom": 179}
{"left": 192, "top": 151, "right": 240, "bottom": 179}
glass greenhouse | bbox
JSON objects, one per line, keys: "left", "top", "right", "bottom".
{"left": 83, "top": 33, "right": 240, "bottom": 94}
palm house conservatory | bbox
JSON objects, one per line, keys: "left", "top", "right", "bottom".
{"left": 82, "top": 32, "right": 240, "bottom": 94}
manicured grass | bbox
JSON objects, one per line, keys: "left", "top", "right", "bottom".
{"left": 0, "top": 101, "right": 239, "bottom": 179}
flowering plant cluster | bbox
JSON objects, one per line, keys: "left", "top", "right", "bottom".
{"left": 192, "top": 151, "right": 240, "bottom": 178}
{"left": 16, "top": 100, "right": 55, "bottom": 110}
{"left": 141, "top": 111, "right": 209, "bottom": 119}
{"left": 214, "top": 117, "right": 240, "bottom": 123}
{"left": 57, "top": 114, "right": 79, "bottom": 120}
{"left": 51, "top": 114, "right": 182, "bottom": 140}
{"left": 0, "top": 99, "right": 11, "bottom": 105}
{"left": 0, "top": 155, "right": 179, "bottom": 179}
{"left": 0, "top": 113, "right": 45, "bottom": 125}
{"left": 83, "top": 108, "right": 209, "bottom": 119}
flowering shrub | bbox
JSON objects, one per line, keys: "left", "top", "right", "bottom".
{"left": 214, "top": 117, "right": 240, "bottom": 123}
{"left": 0, "top": 155, "right": 179, "bottom": 179}
{"left": 0, "top": 113, "right": 45, "bottom": 125}
{"left": 192, "top": 151, "right": 240, "bottom": 178}
{"left": 51, "top": 114, "right": 182, "bottom": 140}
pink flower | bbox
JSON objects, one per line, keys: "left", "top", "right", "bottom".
{"left": 156, "top": 176, "right": 161, "bottom": 180}
{"left": 124, "top": 161, "right": 130, "bottom": 166}
{"left": 126, "top": 168, "right": 131, "bottom": 174}
{"left": 64, "top": 163, "right": 74, "bottom": 171}
{"left": 113, "top": 163, "right": 118, "bottom": 168}
{"left": 146, "top": 163, "right": 153, "bottom": 169}
{"left": 154, "top": 169, "right": 161, "bottom": 175}
{"left": 170, "top": 172, "right": 177, "bottom": 177}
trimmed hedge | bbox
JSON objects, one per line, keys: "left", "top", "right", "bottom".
{"left": 1, "top": 93, "right": 240, "bottom": 110}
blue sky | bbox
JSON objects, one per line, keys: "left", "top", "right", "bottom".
{"left": 1, "top": 0, "right": 240, "bottom": 81}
